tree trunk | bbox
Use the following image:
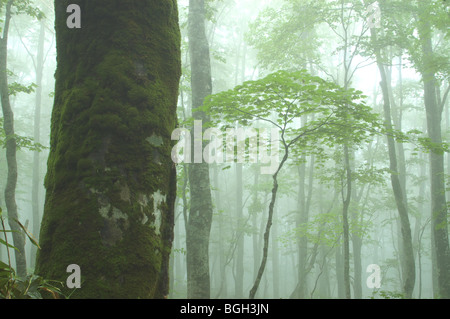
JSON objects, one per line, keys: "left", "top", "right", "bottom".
{"left": 36, "top": 0, "right": 181, "bottom": 298}
{"left": 342, "top": 145, "right": 351, "bottom": 299}
{"left": 235, "top": 162, "right": 244, "bottom": 298}
{"left": 271, "top": 205, "right": 279, "bottom": 298}
{"left": 0, "top": 0, "right": 27, "bottom": 279}
{"left": 351, "top": 207, "right": 362, "bottom": 299}
{"left": 368, "top": 17, "right": 416, "bottom": 298}
{"left": 294, "top": 157, "right": 307, "bottom": 299}
{"left": 31, "top": 18, "right": 46, "bottom": 269}
{"left": 213, "top": 165, "right": 227, "bottom": 298}
{"left": 249, "top": 139, "right": 289, "bottom": 299}
{"left": 251, "top": 170, "right": 262, "bottom": 283}
{"left": 335, "top": 241, "right": 344, "bottom": 298}
{"left": 417, "top": 5, "right": 450, "bottom": 298}
{"left": 186, "top": 0, "right": 214, "bottom": 299}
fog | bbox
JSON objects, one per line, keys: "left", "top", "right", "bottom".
{"left": 0, "top": 0, "right": 449, "bottom": 299}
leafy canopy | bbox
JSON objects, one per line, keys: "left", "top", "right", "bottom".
{"left": 201, "top": 69, "right": 382, "bottom": 154}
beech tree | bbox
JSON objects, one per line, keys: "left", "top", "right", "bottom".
{"left": 186, "top": 0, "right": 214, "bottom": 299}
{"left": 1, "top": 0, "right": 43, "bottom": 279}
{"left": 36, "top": 0, "right": 181, "bottom": 298}
{"left": 375, "top": 0, "right": 450, "bottom": 298}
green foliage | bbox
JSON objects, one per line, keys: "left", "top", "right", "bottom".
{"left": 8, "top": 82, "right": 37, "bottom": 96}
{"left": 173, "top": 247, "right": 187, "bottom": 256}
{"left": 371, "top": 290, "right": 405, "bottom": 299}
{"left": 0, "top": 117, "right": 47, "bottom": 151}
{"left": 373, "top": 0, "right": 450, "bottom": 80}
{"left": 202, "top": 69, "right": 383, "bottom": 152}
{"left": 246, "top": 0, "right": 323, "bottom": 71}
{"left": 0, "top": 270, "right": 63, "bottom": 299}
{"left": 0, "top": 0, "right": 45, "bottom": 19}
{"left": 0, "top": 207, "right": 63, "bottom": 299}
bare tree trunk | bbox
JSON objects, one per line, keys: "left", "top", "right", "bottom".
{"left": 213, "top": 165, "right": 227, "bottom": 298}
{"left": 249, "top": 149, "right": 288, "bottom": 299}
{"left": 271, "top": 205, "right": 279, "bottom": 298}
{"left": 367, "top": 13, "right": 416, "bottom": 298}
{"left": 235, "top": 162, "right": 244, "bottom": 298}
{"left": 417, "top": 5, "right": 450, "bottom": 298}
{"left": 293, "top": 157, "right": 307, "bottom": 299}
{"left": 342, "top": 145, "right": 351, "bottom": 299}
{"left": 31, "top": 18, "right": 46, "bottom": 269}
{"left": 0, "top": 0, "right": 27, "bottom": 278}
{"left": 251, "top": 170, "right": 261, "bottom": 283}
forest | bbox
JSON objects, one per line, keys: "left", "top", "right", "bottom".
{"left": 0, "top": 0, "right": 449, "bottom": 300}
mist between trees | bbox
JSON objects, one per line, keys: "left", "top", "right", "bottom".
{"left": 0, "top": 0, "right": 449, "bottom": 299}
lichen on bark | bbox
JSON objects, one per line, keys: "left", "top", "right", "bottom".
{"left": 36, "top": 0, "right": 181, "bottom": 298}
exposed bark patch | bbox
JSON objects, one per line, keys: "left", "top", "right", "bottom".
{"left": 151, "top": 190, "right": 166, "bottom": 235}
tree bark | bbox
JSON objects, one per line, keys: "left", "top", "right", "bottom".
{"left": 31, "top": 18, "right": 46, "bottom": 269}
{"left": 36, "top": 0, "right": 181, "bottom": 298}
{"left": 249, "top": 149, "right": 288, "bottom": 299}
{"left": 291, "top": 152, "right": 314, "bottom": 299}
{"left": 271, "top": 205, "right": 279, "bottom": 298}
{"left": 367, "top": 15, "right": 416, "bottom": 298}
{"left": 351, "top": 178, "right": 362, "bottom": 298}
{"left": 342, "top": 145, "right": 351, "bottom": 299}
{"left": 186, "top": 0, "right": 214, "bottom": 299}
{"left": 235, "top": 162, "right": 244, "bottom": 298}
{"left": 417, "top": 4, "right": 450, "bottom": 298}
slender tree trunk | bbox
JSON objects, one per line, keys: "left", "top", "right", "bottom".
{"left": 335, "top": 240, "right": 345, "bottom": 298}
{"left": 233, "top": 27, "right": 247, "bottom": 298}
{"left": 186, "top": 0, "right": 214, "bottom": 299}
{"left": 235, "top": 162, "right": 244, "bottom": 298}
{"left": 36, "top": 0, "right": 181, "bottom": 298}
{"left": 0, "top": 0, "right": 27, "bottom": 279}
{"left": 293, "top": 157, "right": 307, "bottom": 299}
{"left": 249, "top": 148, "right": 288, "bottom": 299}
{"left": 251, "top": 170, "right": 261, "bottom": 283}
{"left": 342, "top": 145, "right": 351, "bottom": 299}
{"left": 213, "top": 165, "right": 227, "bottom": 298}
{"left": 417, "top": 6, "right": 450, "bottom": 298}
{"left": 351, "top": 206, "right": 362, "bottom": 299}
{"left": 368, "top": 17, "right": 416, "bottom": 298}
{"left": 291, "top": 152, "right": 315, "bottom": 299}
{"left": 446, "top": 81, "right": 450, "bottom": 203}
{"left": 271, "top": 205, "right": 279, "bottom": 298}
{"left": 31, "top": 18, "right": 46, "bottom": 269}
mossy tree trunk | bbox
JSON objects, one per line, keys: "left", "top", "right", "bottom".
{"left": 0, "top": 0, "right": 28, "bottom": 279}
{"left": 36, "top": 0, "right": 181, "bottom": 298}
{"left": 186, "top": 0, "right": 214, "bottom": 299}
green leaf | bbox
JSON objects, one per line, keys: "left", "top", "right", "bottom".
{"left": 0, "top": 260, "right": 12, "bottom": 271}
{"left": 0, "top": 238, "right": 18, "bottom": 251}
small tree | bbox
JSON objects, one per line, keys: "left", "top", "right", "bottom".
{"left": 1, "top": 0, "right": 44, "bottom": 279}
{"left": 202, "top": 69, "right": 383, "bottom": 298}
